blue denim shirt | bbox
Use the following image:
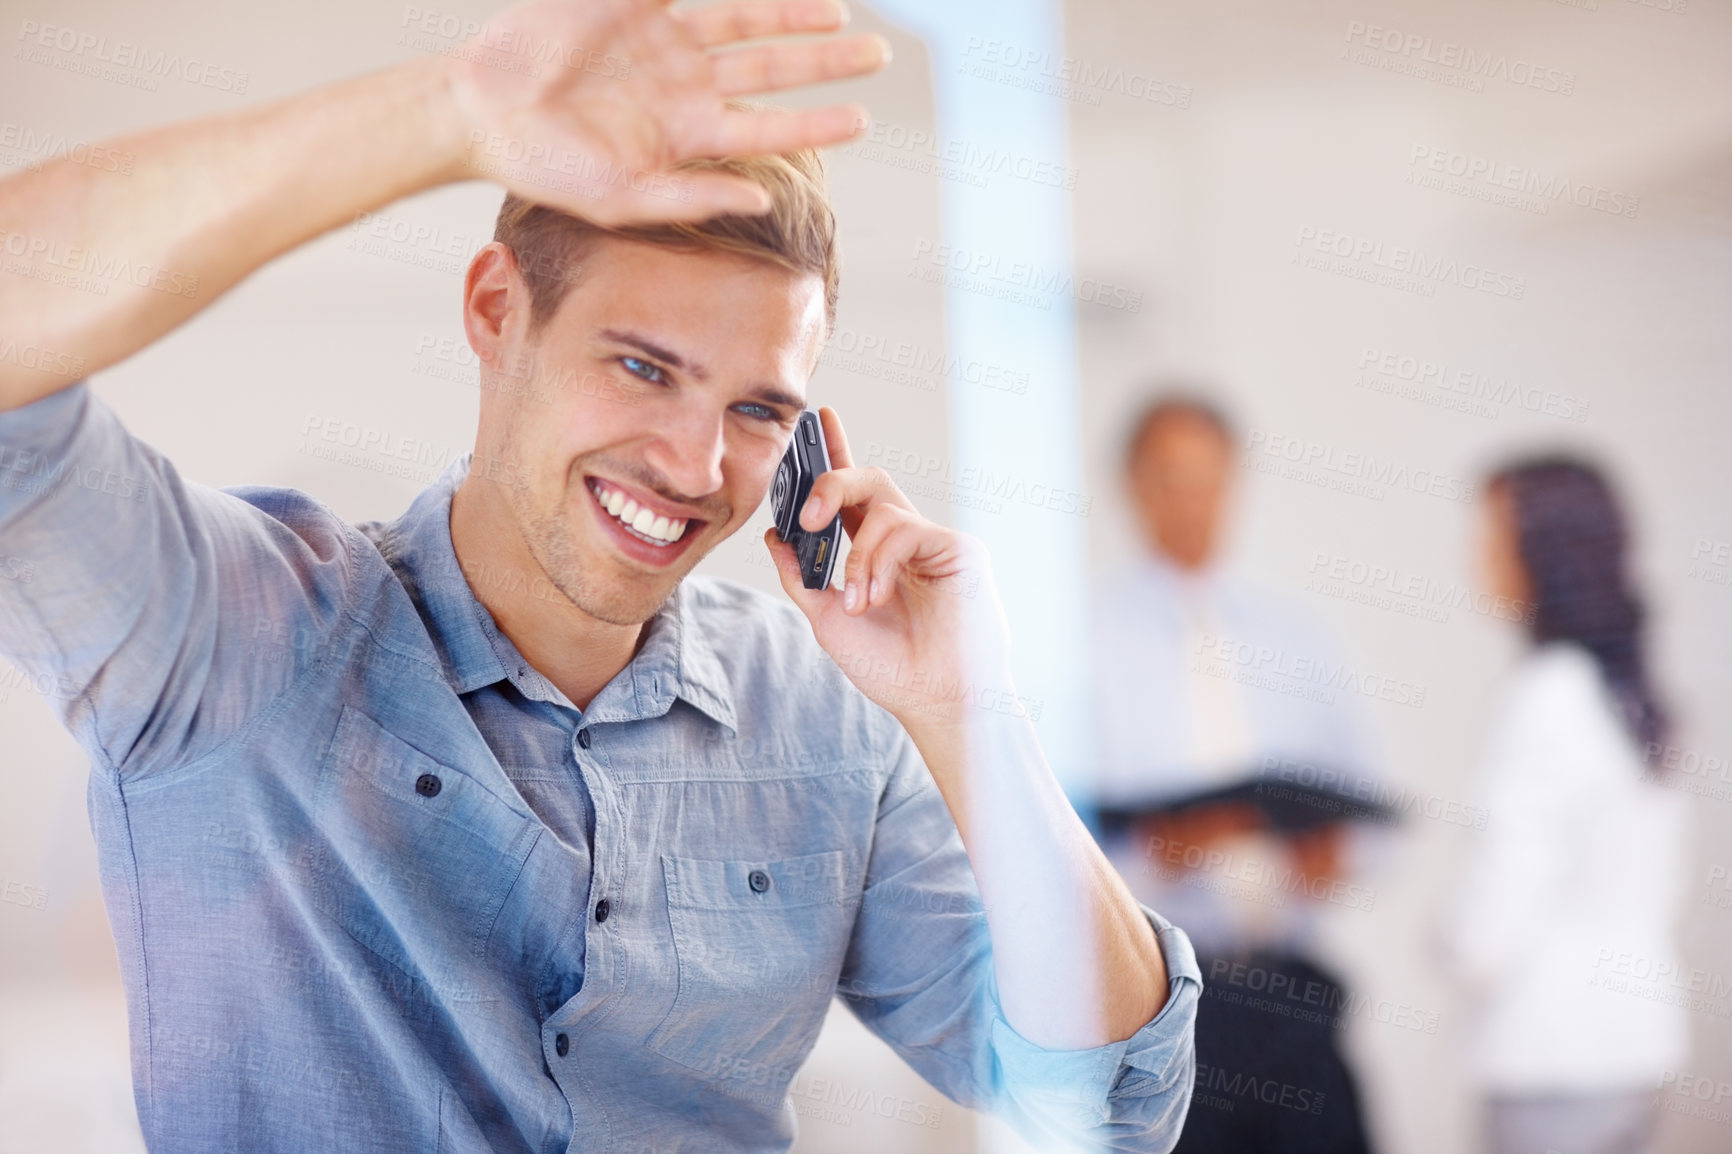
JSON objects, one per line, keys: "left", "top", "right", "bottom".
{"left": 0, "top": 383, "right": 1199, "bottom": 1153}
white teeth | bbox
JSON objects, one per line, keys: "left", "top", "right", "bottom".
{"left": 590, "top": 479, "right": 690, "bottom": 546}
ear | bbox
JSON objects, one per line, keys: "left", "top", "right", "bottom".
{"left": 463, "top": 242, "right": 531, "bottom": 378}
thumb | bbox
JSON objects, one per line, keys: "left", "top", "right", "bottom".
{"left": 764, "top": 528, "right": 834, "bottom": 621}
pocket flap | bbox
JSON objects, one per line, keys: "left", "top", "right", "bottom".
{"left": 662, "top": 850, "right": 851, "bottom": 911}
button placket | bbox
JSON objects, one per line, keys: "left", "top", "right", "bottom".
{"left": 574, "top": 722, "right": 617, "bottom": 998}
{"left": 590, "top": 743, "right": 628, "bottom": 1007}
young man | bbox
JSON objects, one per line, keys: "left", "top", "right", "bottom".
{"left": 0, "top": 1, "right": 1198, "bottom": 1150}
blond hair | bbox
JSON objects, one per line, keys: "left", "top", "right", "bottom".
{"left": 492, "top": 150, "right": 838, "bottom": 336}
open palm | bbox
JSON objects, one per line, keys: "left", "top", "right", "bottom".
{"left": 445, "top": 0, "right": 888, "bottom": 223}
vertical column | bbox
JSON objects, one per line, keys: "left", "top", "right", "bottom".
{"left": 868, "top": 4, "right": 1096, "bottom": 1150}
{"left": 872, "top": 0, "right": 1090, "bottom": 795}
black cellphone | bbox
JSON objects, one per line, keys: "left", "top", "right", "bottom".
{"left": 771, "top": 409, "right": 844, "bottom": 590}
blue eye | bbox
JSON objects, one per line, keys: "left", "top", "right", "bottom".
{"left": 733, "top": 403, "right": 776, "bottom": 421}
{"left": 620, "top": 356, "right": 664, "bottom": 384}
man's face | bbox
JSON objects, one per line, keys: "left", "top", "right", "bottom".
{"left": 1127, "top": 413, "right": 1234, "bottom": 570}
{"left": 467, "top": 236, "right": 826, "bottom": 626}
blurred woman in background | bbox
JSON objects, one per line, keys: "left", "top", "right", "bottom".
{"left": 1443, "top": 457, "right": 1688, "bottom": 1154}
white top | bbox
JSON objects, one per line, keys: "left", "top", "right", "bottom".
{"left": 1084, "top": 552, "right": 1374, "bottom": 954}
{"left": 1442, "top": 643, "right": 1690, "bottom": 1093}
{"left": 1086, "top": 553, "right": 1371, "bottom": 803}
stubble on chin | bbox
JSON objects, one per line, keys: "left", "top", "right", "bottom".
{"left": 519, "top": 478, "right": 692, "bottom": 628}
{"left": 494, "top": 420, "right": 738, "bottom": 628}
{"left": 485, "top": 422, "right": 656, "bottom": 628}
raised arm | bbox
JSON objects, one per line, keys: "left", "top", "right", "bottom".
{"left": 0, "top": 0, "right": 887, "bottom": 410}
{"left": 770, "top": 409, "right": 1199, "bottom": 1148}
{"left": 0, "top": 0, "right": 886, "bottom": 781}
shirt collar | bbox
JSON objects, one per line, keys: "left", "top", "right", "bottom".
{"left": 370, "top": 454, "right": 738, "bottom": 734}
{"left": 1135, "top": 548, "right": 1228, "bottom": 590}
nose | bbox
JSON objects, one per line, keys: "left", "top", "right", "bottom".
{"left": 642, "top": 404, "right": 726, "bottom": 501}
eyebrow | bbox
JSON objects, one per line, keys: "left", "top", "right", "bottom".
{"left": 598, "top": 327, "right": 807, "bottom": 414}
{"left": 600, "top": 328, "right": 703, "bottom": 379}
{"left": 750, "top": 383, "right": 808, "bottom": 412}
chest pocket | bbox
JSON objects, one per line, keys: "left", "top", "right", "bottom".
{"left": 648, "top": 850, "right": 856, "bottom": 1082}
{"left": 308, "top": 705, "right": 540, "bottom": 1004}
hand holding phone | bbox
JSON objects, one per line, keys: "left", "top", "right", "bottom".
{"left": 771, "top": 409, "right": 844, "bottom": 589}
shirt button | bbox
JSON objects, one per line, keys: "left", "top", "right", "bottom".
{"left": 554, "top": 1032, "right": 569, "bottom": 1057}
{"left": 414, "top": 773, "right": 442, "bottom": 798}
{"left": 748, "top": 870, "right": 771, "bottom": 894}
{"left": 577, "top": 729, "right": 592, "bottom": 750}
{"left": 594, "top": 899, "right": 610, "bottom": 923}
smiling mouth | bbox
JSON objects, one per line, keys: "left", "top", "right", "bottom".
{"left": 585, "top": 477, "right": 698, "bottom": 548}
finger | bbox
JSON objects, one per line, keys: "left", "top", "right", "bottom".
{"left": 861, "top": 519, "right": 941, "bottom": 609}
{"left": 814, "top": 405, "right": 866, "bottom": 537}
{"left": 838, "top": 503, "right": 915, "bottom": 613}
{"left": 866, "top": 519, "right": 949, "bottom": 606}
{"left": 710, "top": 102, "right": 873, "bottom": 155}
{"left": 712, "top": 34, "right": 890, "bottom": 97}
{"left": 574, "top": 171, "right": 774, "bottom": 226}
{"left": 676, "top": 0, "right": 850, "bottom": 48}
{"left": 817, "top": 405, "right": 853, "bottom": 468}
{"left": 800, "top": 464, "right": 913, "bottom": 535}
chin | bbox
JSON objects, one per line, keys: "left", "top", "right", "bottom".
{"left": 572, "top": 548, "right": 699, "bottom": 627}
{"left": 564, "top": 578, "right": 676, "bottom": 629}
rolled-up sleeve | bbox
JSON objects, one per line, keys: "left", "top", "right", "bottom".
{"left": 0, "top": 382, "right": 354, "bottom": 780}
{"left": 989, "top": 910, "right": 1199, "bottom": 1150}
{"left": 840, "top": 722, "right": 1201, "bottom": 1152}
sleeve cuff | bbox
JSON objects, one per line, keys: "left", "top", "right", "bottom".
{"left": 990, "top": 904, "right": 1202, "bottom": 1130}
{"left": 1121, "top": 904, "right": 1202, "bottom": 1084}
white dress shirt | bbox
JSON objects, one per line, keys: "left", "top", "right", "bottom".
{"left": 1442, "top": 642, "right": 1690, "bottom": 1093}
{"left": 1086, "top": 552, "right": 1372, "bottom": 804}
{"left": 1084, "top": 552, "right": 1374, "bottom": 953}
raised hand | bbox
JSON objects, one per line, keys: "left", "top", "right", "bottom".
{"left": 444, "top": 0, "right": 890, "bottom": 223}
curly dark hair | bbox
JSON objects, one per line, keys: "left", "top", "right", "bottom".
{"left": 1488, "top": 456, "right": 1667, "bottom": 755}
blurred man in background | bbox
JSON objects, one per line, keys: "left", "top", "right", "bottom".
{"left": 1085, "top": 391, "right": 1380, "bottom": 1151}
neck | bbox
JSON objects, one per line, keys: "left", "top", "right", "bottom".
{"left": 1152, "top": 545, "right": 1213, "bottom": 575}
{"left": 449, "top": 470, "right": 645, "bottom": 712}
